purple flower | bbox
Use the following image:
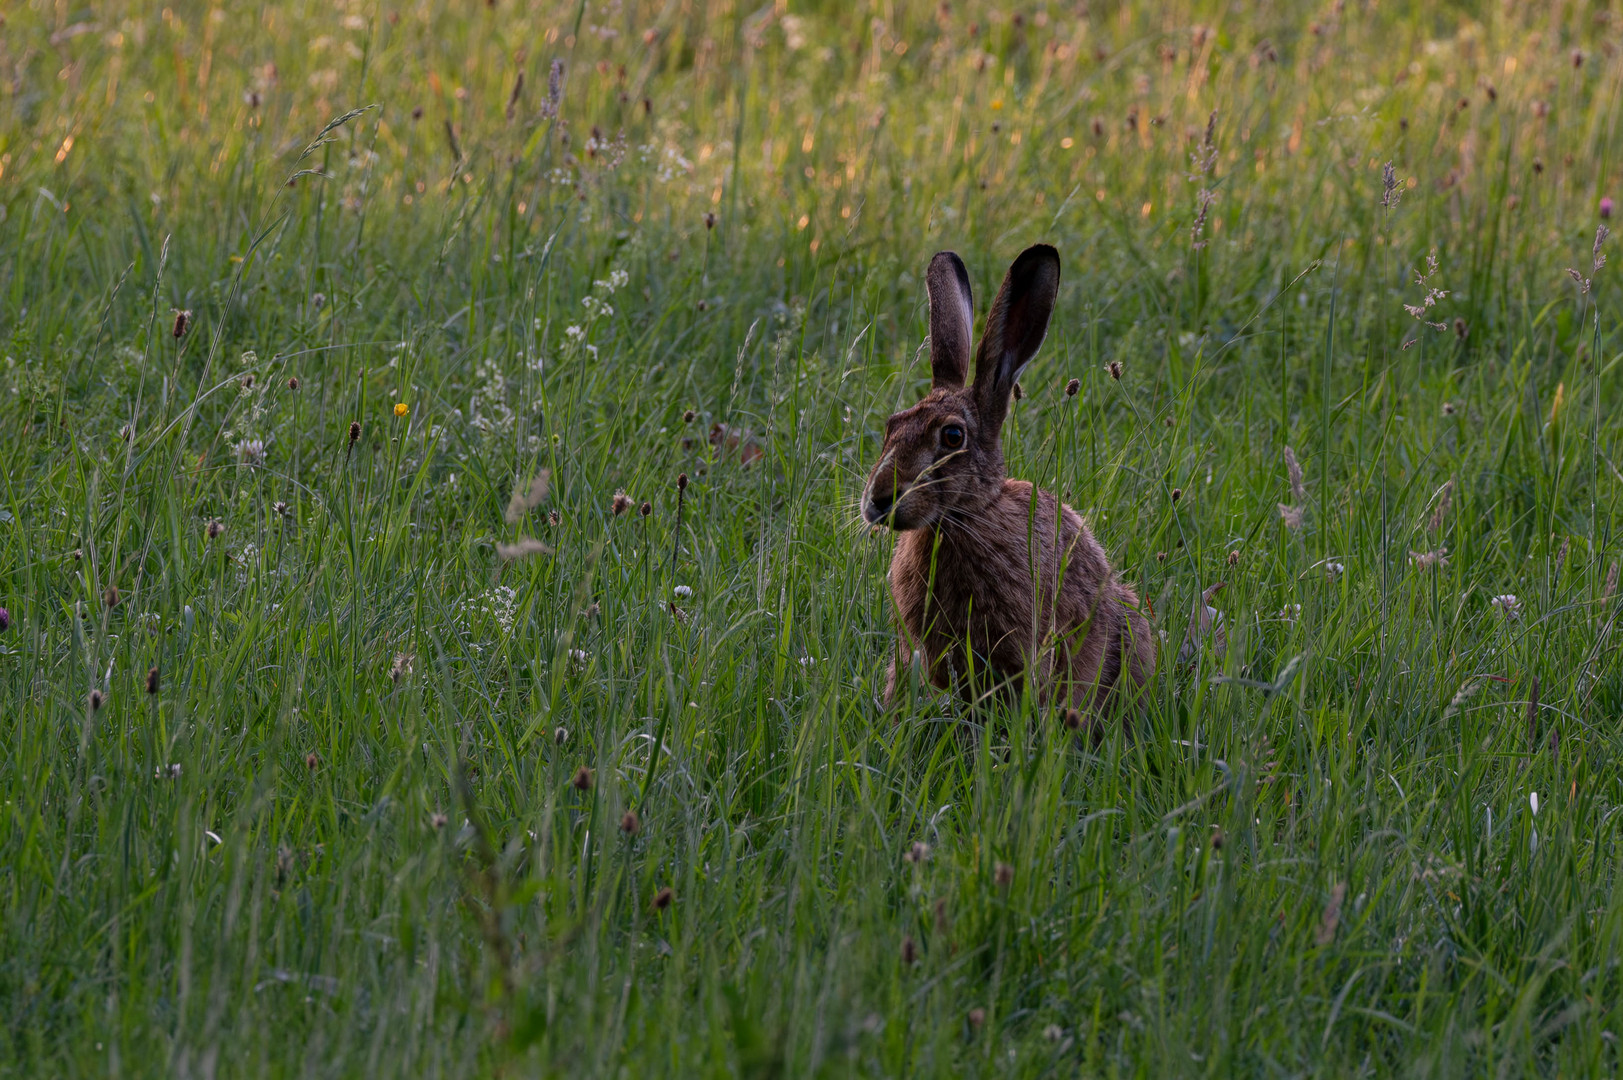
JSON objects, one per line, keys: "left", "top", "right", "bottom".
{"left": 0, "top": 607, "right": 9, "bottom": 632}
{"left": 1602, "top": 197, "right": 1614, "bottom": 220}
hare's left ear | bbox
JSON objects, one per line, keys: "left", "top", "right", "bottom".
{"left": 972, "top": 244, "right": 1060, "bottom": 437}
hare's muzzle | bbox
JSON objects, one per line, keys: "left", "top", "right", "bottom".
{"left": 862, "top": 483, "right": 903, "bottom": 525}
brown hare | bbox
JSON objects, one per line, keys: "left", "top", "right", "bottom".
{"left": 862, "top": 244, "right": 1155, "bottom": 721}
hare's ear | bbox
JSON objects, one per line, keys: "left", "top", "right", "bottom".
{"left": 972, "top": 244, "right": 1061, "bottom": 436}
{"left": 926, "top": 251, "right": 974, "bottom": 389}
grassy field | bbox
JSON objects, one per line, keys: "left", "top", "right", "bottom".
{"left": 4, "top": 0, "right": 1623, "bottom": 1074}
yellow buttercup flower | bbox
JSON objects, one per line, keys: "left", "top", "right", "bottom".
{"left": 394, "top": 402, "right": 409, "bottom": 417}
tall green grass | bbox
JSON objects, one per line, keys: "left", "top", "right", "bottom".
{"left": 4, "top": 0, "right": 1623, "bottom": 1074}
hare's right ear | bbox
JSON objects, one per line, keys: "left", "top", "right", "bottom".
{"left": 926, "top": 251, "right": 974, "bottom": 389}
{"left": 972, "top": 244, "right": 1060, "bottom": 437}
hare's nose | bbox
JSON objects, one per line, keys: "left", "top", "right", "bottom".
{"left": 864, "top": 485, "right": 900, "bottom": 523}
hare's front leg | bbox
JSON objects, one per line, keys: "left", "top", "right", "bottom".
{"left": 883, "top": 632, "right": 910, "bottom": 707}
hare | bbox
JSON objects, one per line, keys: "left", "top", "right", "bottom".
{"left": 862, "top": 244, "right": 1155, "bottom": 720}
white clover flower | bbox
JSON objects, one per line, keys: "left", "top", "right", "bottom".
{"left": 673, "top": 585, "right": 693, "bottom": 599}
{"left": 235, "top": 438, "right": 266, "bottom": 465}
{"left": 1491, "top": 594, "right": 1521, "bottom": 620}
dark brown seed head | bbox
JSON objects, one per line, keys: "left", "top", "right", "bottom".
{"left": 652, "top": 886, "right": 674, "bottom": 910}
{"left": 620, "top": 808, "right": 641, "bottom": 834}
{"left": 703, "top": 212, "right": 717, "bottom": 230}
{"left": 206, "top": 519, "right": 226, "bottom": 541}
{"left": 683, "top": 409, "right": 696, "bottom": 423}
{"left": 172, "top": 310, "right": 192, "bottom": 339}
{"left": 1063, "top": 708, "right": 1083, "bottom": 731}
{"left": 348, "top": 420, "right": 362, "bottom": 445}
{"left": 1012, "top": 382, "right": 1024, "bottom": 401}
{"left": 678, "top": 472, "right": 689, "bottom": 491}
{"left": 1453, "top": 317, "right": 1468, "bottom": 340}
{"left": 968, "top": 1008, "right": 987, "bottom": 1028}
{"left": 1108, "top": 360, "right": 1123, "bottom": 380}
{"left": 612, "top": 490, "right": 632, "bottom": 516}
{"left": 639, "top": 501, "right": 652, "bottom": 518}
{"left": 89, "top": 689, "right": 105, "bottom": 711}
{"left": 104, "top": 585, "right": 120, "bottom": 608}
{"left": 572, "top": 765, "right": 594, "bottom": 790}
{"left": 412, "top": 105, "right": 424, "bottom": 120}
{"left": 547, "top": 509, "right": 560, "bottom": 527}
{"left": 241, "top": 373, "right": 255, "bottom": 390}
{"left": 554, "top": 725, "right": 568, "bottom": 744}
{"left": 901, "top": 936, "right": 918, "bottom": 965}
{"left": 994, "top": 861, "right": 1013, "bottom": 888}
{"left": 287, "top": 376, "right": 300, "bottom": 390}
{"left": 147, "top": 665, "right": 161, "bottom": 695}
{"left": 1171, "top": 488, "right": 1183, "bottom": 503}
{"left": 1227, "top": 550, "right": 1240, "bottom": 567}
{"left": 1399, "top": 116, "right": 1409, "bottom": 131}
{"left": 1156, "top": 550, "right": 1167, "bottom": 563}
{"left": 1065, "top": 378, "right": 1080, "bottom": 397}
{"left": 1210, "top": 828, "right": 1224, "bottom": 850}
{"left": 305, "top": 751, "right": 319, "bottom": 771}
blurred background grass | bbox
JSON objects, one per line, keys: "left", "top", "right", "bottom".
{"left": 4, "top": 0, "right": 1623, "bottom": 1075}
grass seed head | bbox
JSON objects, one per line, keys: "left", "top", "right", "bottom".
{"left": 103, "top": 585, "right": 119, "bottom": 608}
{"left": 1065, "top": 377, "right": 1080, "bottom": 397}
{"left": 287, "top": 376, "right": 300, "bottom": 390}
{"left": 652, "top": 886, "right": 674, "bottom": 910}
{"left": 348, "top": 420, "right": 362, "bottom": 445}
{"left": 901, "top": 936, "right": 918, "bottom": 966}
{"left": 89, "top": 689, "right": 105, "bottom": 711}
{"left": 572, "top": 765, "right": 594, "bottom": 790}
{"left": 206, "top": 519, "right": 226, "bottom": 541}
{"left": 172, "top": 310, "right": 191, "bottom": 339}
{"left": 620, "top": 808, "right": 641, "bottom": 835}
{"left": 968, "top": 1008, "right": 986, "bottom": 1028}
{"left": 994, "top": 861, "right": 1013, "bottom": 888}
{"left": 612, "top": 490, "right": 633, "bottom": 516}
{"left": 146, "top": 665, "right": 160, "bottom": 695}
{"left": 305, "top": 752, "right": 320, "bottom": 771}
{"left": 639, "top": 500, "right": 652, "bottom": 518}
{"left": 430, "top": 812, "right": 448, "bottom": 830}
{"left": 1107, "top": 360, "right": 1123, "bottom": 380}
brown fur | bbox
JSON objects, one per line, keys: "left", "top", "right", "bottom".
{"left": 863, "top": 246, "right": 1155, "bottom": 721}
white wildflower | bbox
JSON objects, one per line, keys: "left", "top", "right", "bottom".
{"left": 1491, "top": 594, "right": 1521, "bottom": 620}
{"left": 673, "top": 585, "right": 693, "bottom": 599}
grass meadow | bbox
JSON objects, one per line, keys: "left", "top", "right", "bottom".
{"left": 5, "top": 0, "right": 1623, "bottom": 1075}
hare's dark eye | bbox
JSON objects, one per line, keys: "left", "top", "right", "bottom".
{"left": 940, "top": 425, "right": 965, "bottom": 450}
